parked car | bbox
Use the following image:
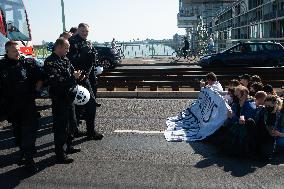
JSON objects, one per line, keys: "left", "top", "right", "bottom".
{"left": 199, "top": 42, "right": 284, "bottom": 67}
{"left": 94, "top": 46, "right": 121, "bottom": 69}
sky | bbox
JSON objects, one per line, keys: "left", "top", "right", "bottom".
{"left": 23, "top": 0, "right": 184, "bottom": 45}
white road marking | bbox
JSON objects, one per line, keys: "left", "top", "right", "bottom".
{"left": 113, "top": 130, "right": 164, "bottom": 134}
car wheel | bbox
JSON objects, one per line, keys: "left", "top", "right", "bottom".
{"left": 100, "top": 58, "right": 112, "bottom": 69}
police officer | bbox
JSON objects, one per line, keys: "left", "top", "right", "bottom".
{"left": 67, "top": 23, "right": 103, "bottom": 140}
{"left": 44, "top": 38, "right": 81, "bottom": 164}
{"left": 0, "top": 41, "right": 43, "bottom": 173}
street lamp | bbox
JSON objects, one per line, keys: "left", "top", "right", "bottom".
{"left": 61, "top": 0, "right": 66, "bottom": 32}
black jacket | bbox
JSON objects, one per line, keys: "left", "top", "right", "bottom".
{"left": 0, "top": 55, "right": 43, "bottom": 101}
{"left": 44, "top": 53, "right": 77, "bottom": 100}
{"left": 67, "top": 34, "right": 97, "bottom": 79}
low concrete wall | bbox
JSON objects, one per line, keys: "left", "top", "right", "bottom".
{"left": 97, "top": 91, "right": 200, "bottom": 99}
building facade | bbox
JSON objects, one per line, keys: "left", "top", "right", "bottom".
{"left": 177, "top": 0, "right": 236, "bottom": 49}
{"left": 211, "top": 0, "right": 284, "bottom": 51}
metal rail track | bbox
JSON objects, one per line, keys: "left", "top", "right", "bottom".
{"left": 98, "top": 66, "right": 284, "bottom": 91}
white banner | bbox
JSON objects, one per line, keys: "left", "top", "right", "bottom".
{"left": 165, "top": 87, "right": 230, "bottom": 142}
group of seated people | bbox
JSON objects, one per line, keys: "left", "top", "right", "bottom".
{"left": 202, "top": 72, "right": 284, "bottom": 161}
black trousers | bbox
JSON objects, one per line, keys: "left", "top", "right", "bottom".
{"left": 9, "top": 99, "right": 38, "bottom": 160}
{"left": 76, "top": 78, "right": 97, "bottom": 136}
{"left": 51, "top": 97, "right": 77, "bottom": 156}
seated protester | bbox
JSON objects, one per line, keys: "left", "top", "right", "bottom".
{"left": 224, "top": 85, "right": 257, "bottom": 157}
{"left": 255, "top": 95, "right": 282, "bottom": 160}
{"left": 263, "top": 84, "right": 277, "bottom": 96}
{"left": 254, "top": 91, "right": 267, "bottom": 136}
{"left": 270, "top": 98, "right": 284, "bottom": 148}
{"left": 254, "top": 91, "right": 267, "bottom": 107}
{"left": 251, "top": 75, "right": 262, "bottom": 84}
{"left": 228, "top": 79, "right": 240, "bottom": 88}
{"left": 223, "top": 80, "right": 240, "bottom": 106}
{"left": 200, "top": 72, "right": 223, "bottom": 92}
{"left": 239, "top": 74, "right": 251, "bottom": 88}
{"left": 249, "top": 82, "right": 264, "bottom": 97}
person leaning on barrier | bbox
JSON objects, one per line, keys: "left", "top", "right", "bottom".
{"left": 44, "top": 38, "right": 82, "bottom": 164}
{"left": 67, "top": 23, "right": 103, "bottom": 140}
{"left": 0, "top": 41, "right": 44, "bottom": 173}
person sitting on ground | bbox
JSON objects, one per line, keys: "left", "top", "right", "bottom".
{"left": 224, "top": 79, "right": 241, "bottom": 106}
{"left": 254, "top": 91, "right": 267, "bottom": 130}
{"left": 200, "top": 72, "right": 223, "bottom": 92}
{"left": 251, "top": 75, "right": 262, "bottom": 84}
{"left": 255, "top": 95, "right": 283, "bottom": 160}
{"left": 228, "top": 79, "right": 240, "bottom": 88}
{"left": 263, "top": 84, "right": 277, "bottom": 96}
{"left": 239, "top": 74, "right": 251, "bottom": 88}
{"left": 271, "top": 100, "right": 284, "bottom": 148}
{"left": 254, "top": 91, "right": 267, "bottom": 107}
{"left": 249, "top": 82, "right": 264, "bottom": 97}
{"left": 224, "top": 85, "right": 257, "bottom": 157}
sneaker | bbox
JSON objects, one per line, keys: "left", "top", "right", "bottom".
{"left": 56, "top": 154, "right": 74, "bottom": 164}
{"left": 66, "top": 147, "right": 81, "bottom": 154}
{"left": 95, "top": 102, "right": 101, "bottom": 107}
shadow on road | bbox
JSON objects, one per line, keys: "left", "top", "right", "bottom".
{"left": 0, "top": 116, "right": 53, "bottom": 151}
{"left": 0, "top": 155, "right": 56, "bottom": 189}
{"left": 188, "top": 141, "right": 284, "bottom": 177}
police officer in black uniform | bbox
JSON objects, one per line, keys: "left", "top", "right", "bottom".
{"left": 44, "top": 38, "right": 81, "bottom": 164}
{"left": 0, "top": 41, "right": 43, "bottom": 173}
{"left": 67, "top": 23, "right": 103, "bottom": 140}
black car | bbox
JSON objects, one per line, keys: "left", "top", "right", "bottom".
{"left": 199, "top": 42, "right": 284, "bottom": 67}
{"left": 94, "top": 46, "right": 121, "bottom": 69}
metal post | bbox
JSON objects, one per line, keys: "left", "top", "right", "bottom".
{"left": 61, "top": 0, "right": 66, "bottom": 32}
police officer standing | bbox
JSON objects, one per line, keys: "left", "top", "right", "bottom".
{"left": 0, "top": 41, "right": 43, "bottom": 173}
{"left": 44, "top": 38, "right": 81, "bottom": 163}
{"left": 67, "top": 23, "right": 103, "bottom": 140}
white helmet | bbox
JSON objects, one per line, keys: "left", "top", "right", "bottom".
{"left": 71, "top": 85, "right": 90, "bottom": 105}
{"left": 35, "top": 58, "right": 44, "bottom": 67}
{"left": 94, "top": 66, "right": 103, "bottom": 75}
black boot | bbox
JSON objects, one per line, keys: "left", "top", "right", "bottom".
{"left": 24, "top": 159, "right": 38, "bottom": 173}
{"left": 66, "top": 147, "right": 81, "bottom": 154}
{"left": 87, "top": 131, "right": 104, "bottom": 140}
{"left": 56, "top": 153, "right": 74, "bottom": 164}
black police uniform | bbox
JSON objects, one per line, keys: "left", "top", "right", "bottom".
{"left": 67, "top": 34, "right": 102, "bottom": 139}
{"left": 44, "top": 52, "right": 78, "bottom": 158}
{"left": 0, "top": 55, "right": 42, "bottom": 162}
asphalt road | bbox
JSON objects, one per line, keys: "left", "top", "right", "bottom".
{"left": 1, "top": 98, "right": 284, "bottom": 189}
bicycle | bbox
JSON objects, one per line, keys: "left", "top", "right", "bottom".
{"left": 172, "top": 48, "right": 197, "bottom": 62}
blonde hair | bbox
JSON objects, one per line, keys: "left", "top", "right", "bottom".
{"left": 235, "top": 85, "right": 249, "bottom": 96}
